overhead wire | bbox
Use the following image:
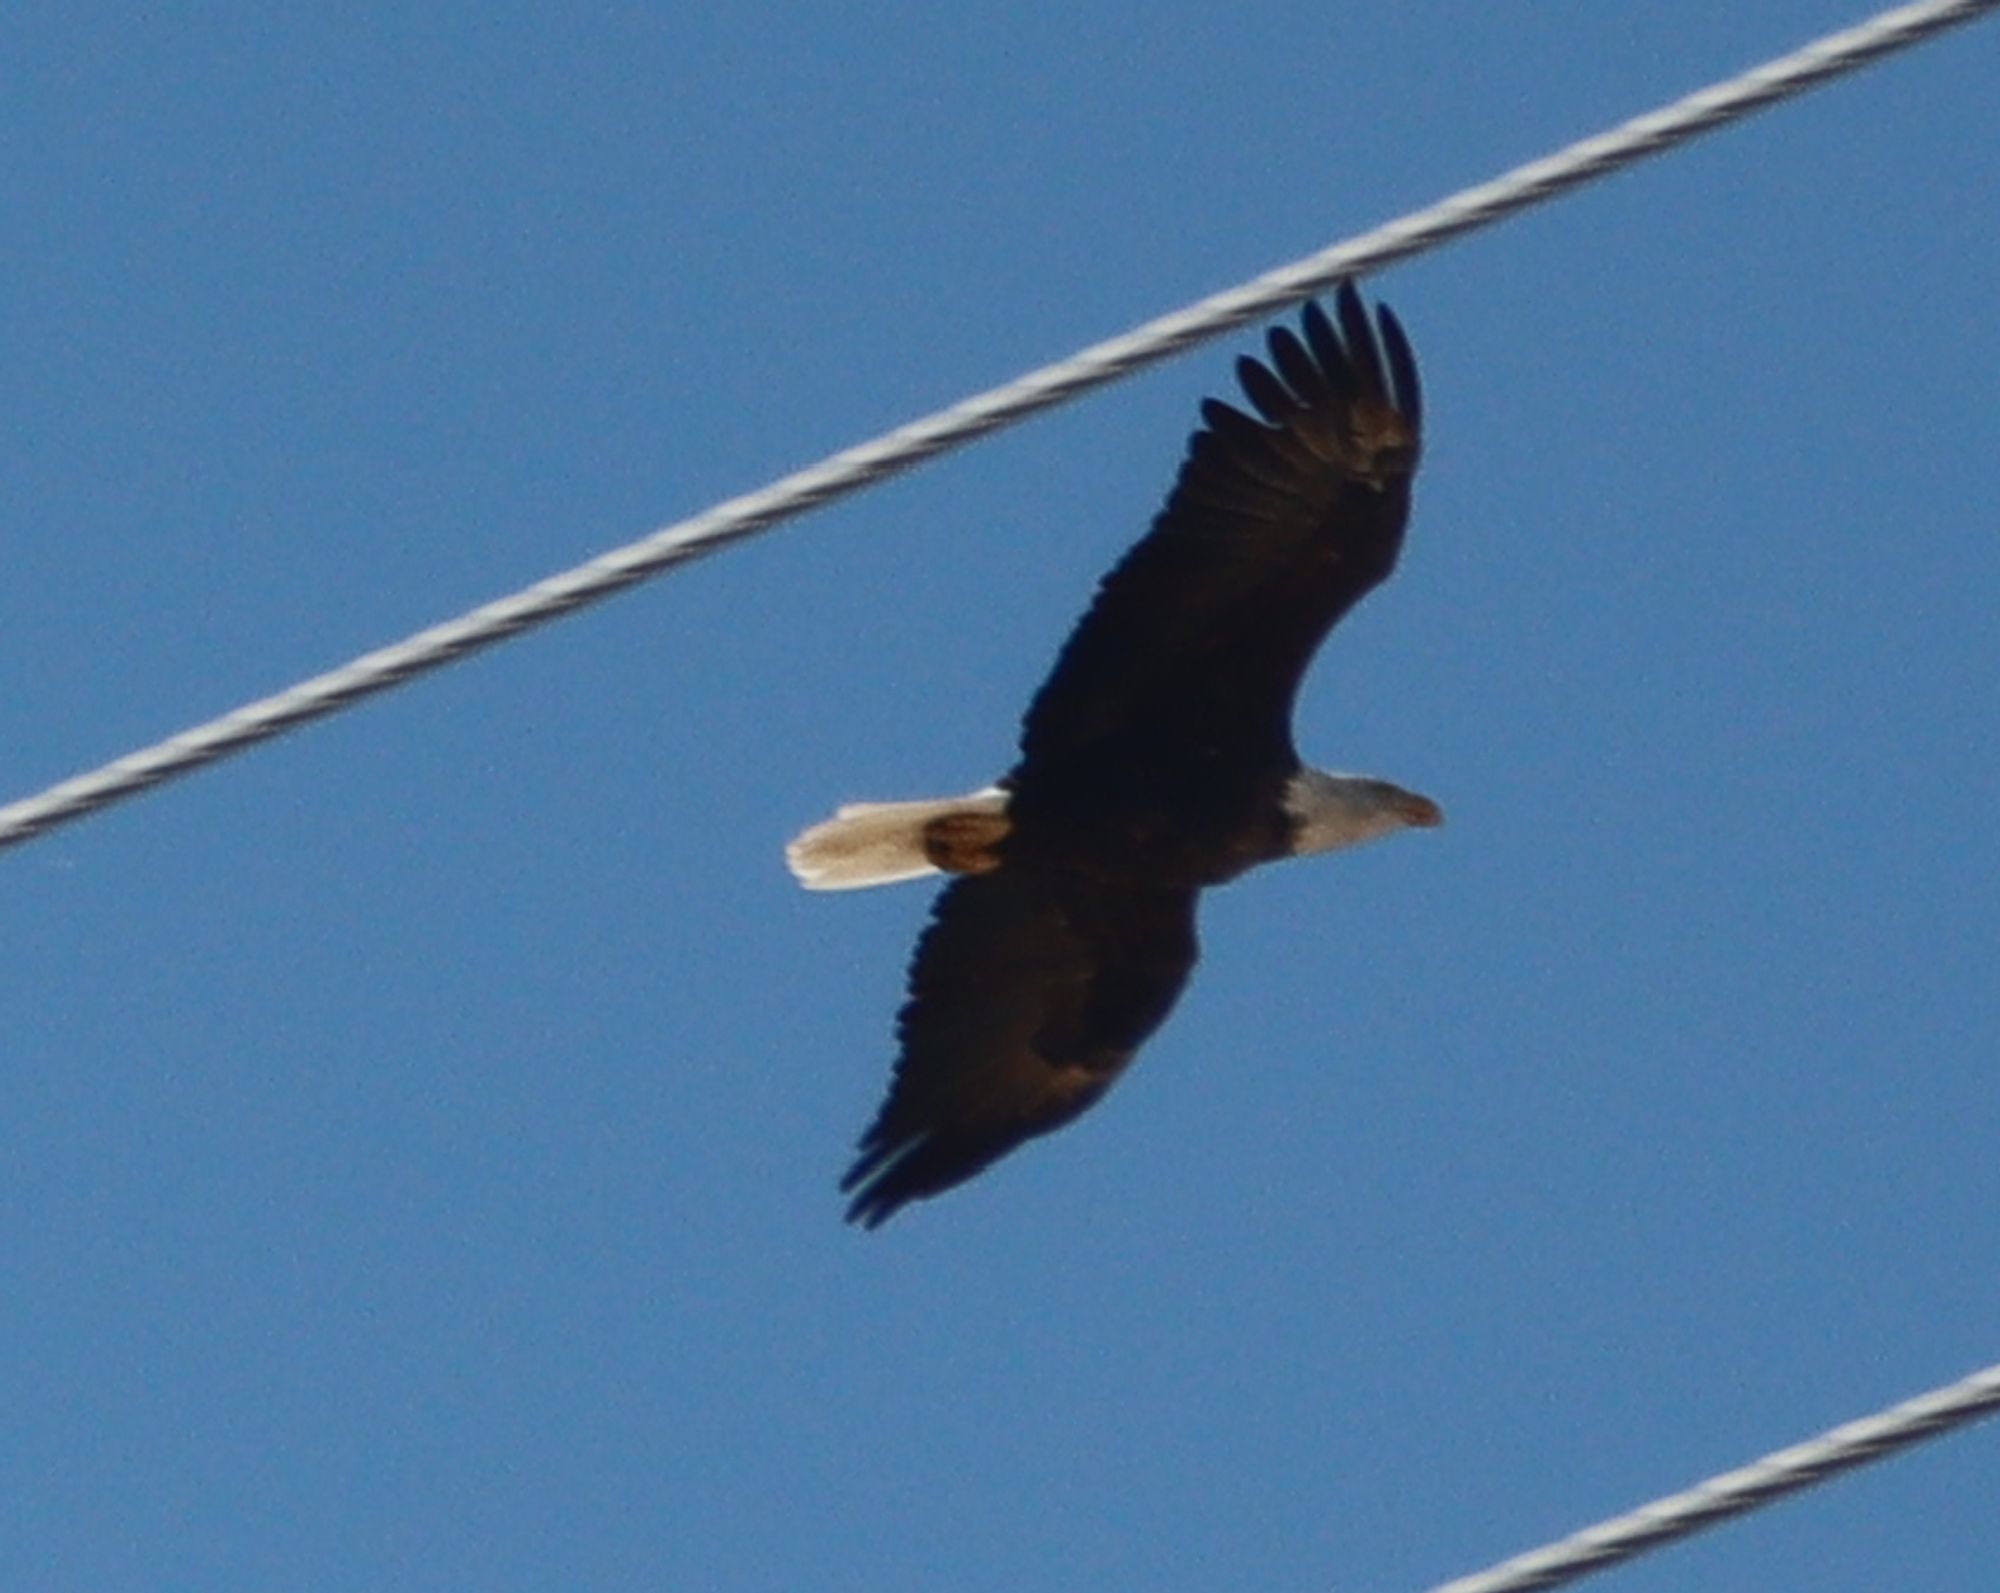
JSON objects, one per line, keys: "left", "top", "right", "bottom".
{"left": 2, "top": 0, "right": 1994, "bottom": 852}
{"left": 1415, "top": 1359, "right": 2000, "bottom": 1593}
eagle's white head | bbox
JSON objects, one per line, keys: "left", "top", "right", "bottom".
{"left": 1283, "top": 767, "right": 1443, "bottom": 858}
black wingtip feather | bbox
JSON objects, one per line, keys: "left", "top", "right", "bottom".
{"left": 840, "top": 1139, "right": 908, "bottom": 1227}
{"left": 1265, "top": 325, "right": 1325, "bottom": 404}
{"left": 1334, "top": 281, "right": 1388, "bottom": 399}
{"left": 1198, "top": 396, "right": 1270, "bottom": 452}
{"left": 1375, "top": 303, "right": 1422, "bottom": 430}
{"left": 1232, "top": 285, "right": 1418, "bottom": 443}
{"left": 842, "top": 1128, "right": 1015, "bottom": 1229}
{"left": 845, "top": 1184, "right": 896, "bottom": 1229}
{"left": 1235, "top": 355, "right": 1299, "bottom": 424}
{"left": 1298, "top": 299, "right": 1349, "bottom": 392}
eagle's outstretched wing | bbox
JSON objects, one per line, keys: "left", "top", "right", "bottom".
{"left": 1015, "top": 283, "right": 1422, "bottom": 777}
{"left": 843, "top": 870, "right": 1199, "bottom": 1227}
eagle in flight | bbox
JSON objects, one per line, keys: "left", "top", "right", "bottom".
{"left": 788, "top": 283, "right": 1438, "bottom": 1226}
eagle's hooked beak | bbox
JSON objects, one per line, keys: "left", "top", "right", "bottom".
{"left": 1397, "top": 792, "right": 1445, "bottom": 829}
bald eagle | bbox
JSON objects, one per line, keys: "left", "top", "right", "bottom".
{"left": 788, "top": 283, "right": 1438, "bottom": 1227}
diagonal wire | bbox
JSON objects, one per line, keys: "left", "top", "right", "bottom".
{"left": 3, "top": 0, "right": 1995, "bottom": 852}
{"left": 1415, "top": 1359, "right": 2000, "bottom": 1593}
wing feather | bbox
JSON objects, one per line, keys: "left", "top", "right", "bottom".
{"left": 1265, "top": 325, "right": 1330, "bottom": 405}
{"left": 1014, "top": 282, "right": 1423, "bottom": 774}
{"left": 842, "top": 871, "right": 1199, "bottom": 1227}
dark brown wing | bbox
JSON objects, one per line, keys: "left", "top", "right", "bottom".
{"left": 1015, "top": 283, "right": 1423, "bottom": 775}
{"left": 842, "top": 870, "right": 1200, "bottom": 1227}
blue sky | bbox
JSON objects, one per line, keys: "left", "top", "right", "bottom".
{"left": 3, "top": 5, "right": 1996, "bottom": 1590}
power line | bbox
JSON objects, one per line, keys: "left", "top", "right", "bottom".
{"left": 1416, "top": 1359, "right": 2000, "bottom": 1593}
{"left": 1, "top": 0, "right": 1994, "bottom": 853}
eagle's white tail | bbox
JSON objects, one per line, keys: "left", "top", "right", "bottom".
{"left": 785, "top": 786, "right": 1008, "bottom": 891}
